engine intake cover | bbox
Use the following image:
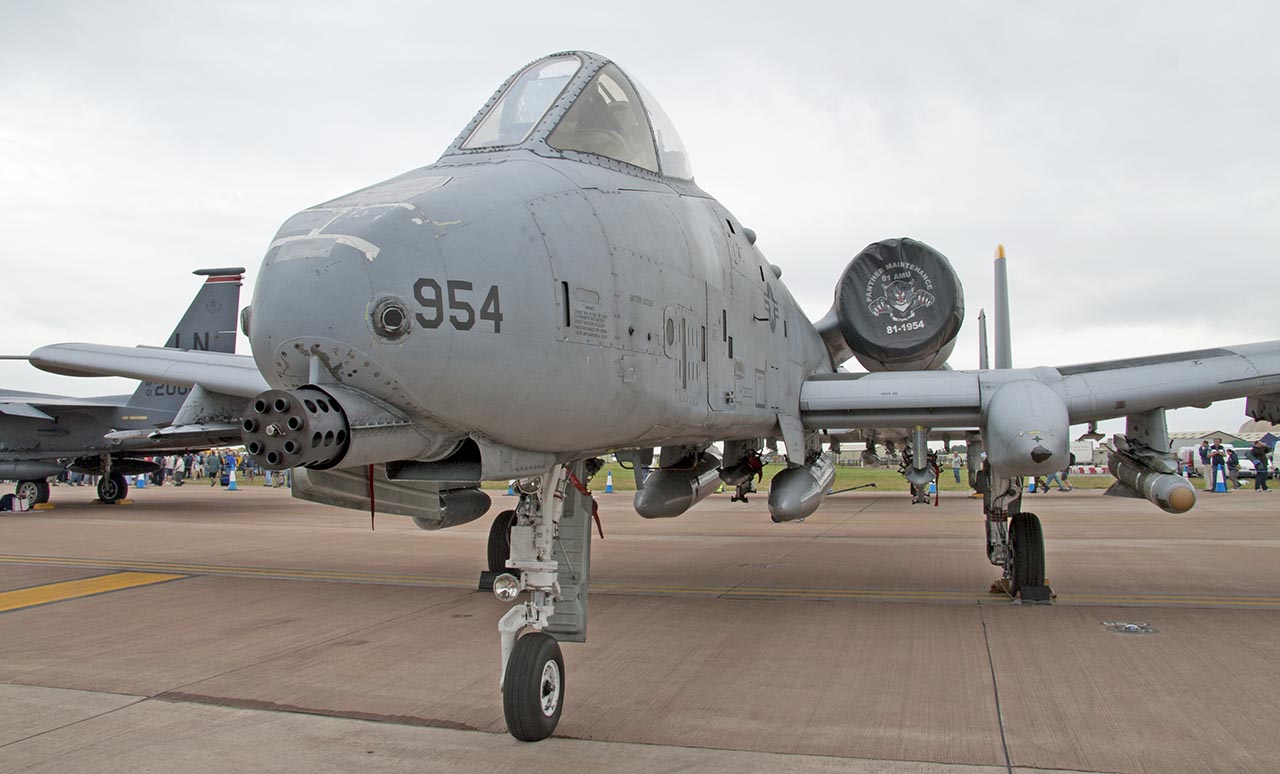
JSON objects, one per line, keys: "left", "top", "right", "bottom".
{"left": 832, "top": 238, "right": 964, "bottom": 371}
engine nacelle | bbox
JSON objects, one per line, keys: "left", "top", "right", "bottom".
{"left": 818, "top": 238, "right": 964, "bottom": 371}
{"left": 768, "top": 454, "right": 836, "bottom": 522}
{"left": 981, "top": 380, "right": 1069, "bottom": 476}
{"left": 634, "top": 452, "right": 721, "bottom": 519}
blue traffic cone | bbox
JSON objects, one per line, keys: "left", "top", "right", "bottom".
{"left": 136, "top": 475, "right": 146, "bottom": 488}
{"left": 1213, "top": 467, "right": 1227, "bottom": 493}
{"left": 228, "top": 468, "right": 238, "bottom": 491}
{"left": 605, "top": 471, "right": 613, "bottom": 493}
{"left": 506, "top": 481, "right": 515, "bottom": 496}
{"left": 928, "top": 481, "right": 937, "bottom": 494}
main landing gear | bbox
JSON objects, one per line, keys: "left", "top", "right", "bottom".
{"left": 96, "top": 473, "right": 129, "bottom": 505}
{"left": 15, "top": 479, "right": 50, "bottom": 506}
{"left": 978, "top": 458, "right": 1051, "bottom": 603}
{"left": 488, "top": 461, "right": 597, "bottom": 741}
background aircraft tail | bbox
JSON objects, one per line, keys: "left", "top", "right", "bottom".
{"left": 127, "top": 267, "right": 245, "bottom": 412}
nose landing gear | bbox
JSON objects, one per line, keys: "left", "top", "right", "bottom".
{"left": 981, "top": 461, "right": 1051, "bottom": 603}
{"left": 492, "top": 460, "right": 598, "bottom": 741}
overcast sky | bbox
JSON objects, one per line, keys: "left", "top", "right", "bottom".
{"left": 1, "top": 1, "right": 1277, "bottom": 435}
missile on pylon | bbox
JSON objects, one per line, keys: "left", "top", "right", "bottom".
{"left": 1106, "top": 452, "right": 1197, "bottom": 514}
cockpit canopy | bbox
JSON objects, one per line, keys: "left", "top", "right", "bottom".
{"left": 456, "top": 52, "right": 692, "bottom": 180}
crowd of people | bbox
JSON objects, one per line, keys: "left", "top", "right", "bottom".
{"left": 52, "top": 450, "right": 291, "bottom": 489}
{"left": 1195, "top": 438, "right": 1272, "bottom": 492}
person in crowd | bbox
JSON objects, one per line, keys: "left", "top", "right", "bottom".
{"left": 1209, "top": 438, "right": 1227, "bottom": 492}
{"left": 1060, "top": 452, "right": 1076, "bottom": 491}
{"left": 951, "top": 454, "right": 962, "bottom": 484}
{"left": 1198, "top": 440, "right": 1212, "bottom": 490}
{"left": 1226, "top": 447, "right": 1241, "bottom": 489}
{"left": 205, "top": 451, "right": 223, "bottom": 486}
{"left": 173, "top": 455, "right": 186, "bottom": 485}
{"left": 1248, "top": 441, "right": 1271, "bottom": 492}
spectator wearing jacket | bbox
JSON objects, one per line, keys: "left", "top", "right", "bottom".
{"left": 1248, "top": 442, "right": 1271, "bottom": 492}
{"left": 1198, "top": 441, "right": 1212, "bottom": 490}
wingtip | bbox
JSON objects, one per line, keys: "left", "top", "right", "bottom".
{"left": 995, "top": 244, "right": 1006, "bottom": 261}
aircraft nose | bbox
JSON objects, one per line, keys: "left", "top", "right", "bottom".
{"left": 1031, "top": 446, "right": 1053, "bottom": 464}
{"left": 248, "top": 202, "right": 447, "bottom": 391}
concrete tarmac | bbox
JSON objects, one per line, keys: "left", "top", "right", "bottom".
{"left": 0, "top": 481, "right": 1277, "bottom": 773}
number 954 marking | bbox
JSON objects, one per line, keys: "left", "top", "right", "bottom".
{"left": 414, "top": 278, "right": 503, "bottom": 333}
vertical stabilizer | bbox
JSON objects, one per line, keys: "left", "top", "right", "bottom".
{"left": 127, "top": 267, "right": 245, "bottom": 411}
{"left": 992, "top": 245, "right": 1012, "bottom": 369}
{"left": 978, "top": 309, "right": 989, "bottom": 370}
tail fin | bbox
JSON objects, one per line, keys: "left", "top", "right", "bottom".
{"left": 127, "top": 267, "right": 245, "bottom": 412}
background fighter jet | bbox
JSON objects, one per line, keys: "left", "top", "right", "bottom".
{"left": 25, "top": 51, "right": 1280, "bottom": 741}
{"left": 1, "top": 268, "right": 247, "bottom": 504}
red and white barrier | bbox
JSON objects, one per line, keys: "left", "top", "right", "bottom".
{"left": 1069, "top": 465, "right": 1107, "bottom": 475}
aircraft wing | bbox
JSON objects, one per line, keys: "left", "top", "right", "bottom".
{"left": 803, "top": 337, "right": 1280, "bottom": 475}
{"left": 28, "top": 343, "right": 269, "bottom": 398}
{"left": 801, "top": 340, "right": 1280, "bottom": 431}
{"left": 0, "top": 400, "right": 55, "bottom": 421}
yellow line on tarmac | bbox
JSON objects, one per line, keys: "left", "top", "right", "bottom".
{"left": 0, "top": 571, "right": 186, "bottom": 613}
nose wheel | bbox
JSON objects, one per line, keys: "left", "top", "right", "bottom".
{"left": 502, "top": 631, "right": 565, "bottom": 741}
{"left": 1008, "top": 512, "right": 1046, "bottom": 597}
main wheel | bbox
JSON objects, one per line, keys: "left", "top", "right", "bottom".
{"left": 503, "top": 631, "right": 564, "bottom": 741}
{"left": 16, "top": 479, "right": 50, "bottom": 505}
{"left": 97, "top": 473, "right": 129, "bottom": 504}
{"left": 1009, "top": 512, "right": 1045, "bottom": 596}
{"left": 487, "top": 509, "right": 517, "bottom": 573}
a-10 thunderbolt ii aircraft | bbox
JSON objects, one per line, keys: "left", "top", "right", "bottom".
{"left": 2, "top": 268, "right": 248, "bottom": 505}
{"left": 27, "top": 51, "right": 1280, "bottom": 740}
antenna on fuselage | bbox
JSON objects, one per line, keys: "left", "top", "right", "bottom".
{"left": 993, "top": 244, "right": 1012, "bottom": 369}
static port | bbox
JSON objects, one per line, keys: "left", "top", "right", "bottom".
{"left": 242, "top": 418, "right": 258, "bottom": 433}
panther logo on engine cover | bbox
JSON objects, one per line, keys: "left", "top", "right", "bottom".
{"left": 865, "top": 262, "right": 935, "bottom": 325}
